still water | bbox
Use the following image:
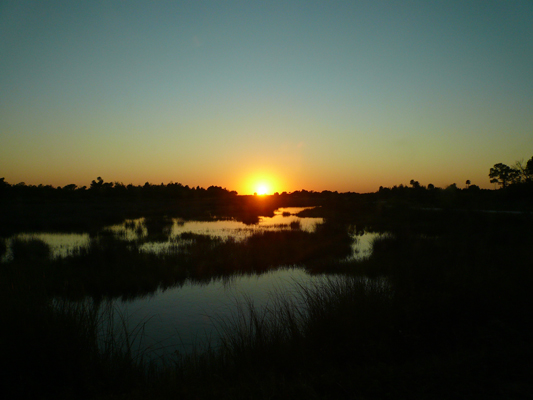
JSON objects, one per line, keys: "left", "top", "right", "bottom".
{"left": 4, "top": 207, "right": 383, "bottom": 361}
{"left": 114, "top": 268, "right": 323, "bottom": 361}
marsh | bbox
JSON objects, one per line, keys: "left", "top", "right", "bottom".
{"left": 1, "top": 200, "right": 531, "bottom": 399}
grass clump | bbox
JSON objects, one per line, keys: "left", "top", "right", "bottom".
{"left": 0, "top": 290, "right": 155, "bottom": 400}
{"left": 11, "top": 236, "right": 51, "bottom": 261}
{"left": 0, "top": 238, "right": 6, "bottom": 258}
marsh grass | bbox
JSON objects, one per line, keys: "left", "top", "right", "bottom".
{"left": 211, "top": 276, "right": 396, "bottom": 369}
{"left": 0, "top": 292, "right": 153, "bottom": 399}
{"left": 290, "top": 220, "right": 301, "bottom": 230}
{"left": 150, "top": 215, "right": 533, "bottom": 399}
{"left": 1, "top": 224, "right": 354, "bottom": 300}
{"left": 11, "top": 236, "right": 51, "bottom": 261}
{"left": 0, "top": 237, "right": 6, "bottom": 258}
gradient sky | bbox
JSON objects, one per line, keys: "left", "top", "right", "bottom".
{"left": 1, "top": 0, "right": 532, "bottom": 194}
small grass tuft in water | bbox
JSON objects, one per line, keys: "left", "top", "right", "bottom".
{"left": 11, "top": 236, "right": 51, "bottom": 261}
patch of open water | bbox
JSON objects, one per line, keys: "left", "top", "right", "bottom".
{"left": 111, "top": 268, "right": 325, "bottom": 361}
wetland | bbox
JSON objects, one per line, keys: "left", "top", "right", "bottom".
{"left": 1, "top": 183, "right": 532, "bottom": 399}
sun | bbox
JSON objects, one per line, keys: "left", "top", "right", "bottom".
{"left": 255, "top": 183, "right": 269, "bottom": 195}
{"left": 242, "top": 172, "right": 281, "bottom": 195}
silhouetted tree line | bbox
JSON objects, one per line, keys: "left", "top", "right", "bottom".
{"left": 1, "top": 156, "right": 532, "bottom": 209}
{"left": 0, "top": 176, "right": 238, "bottom": 201}
{"left": 370, "top": 156, "right": 533, "bottom": 209}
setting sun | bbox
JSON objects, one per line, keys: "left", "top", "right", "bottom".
{"left": 256, "top": 184, "right": 269, "bottom": 195}
{"left": 240, "top": 171, "right": 283, "bottom": 195}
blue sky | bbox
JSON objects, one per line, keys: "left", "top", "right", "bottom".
{"left": 1, "top": 0, "right": 532, "bottom": 193}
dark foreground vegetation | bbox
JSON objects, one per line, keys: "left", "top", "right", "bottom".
{"left": 1, "top": 161, "right": 532, "bottom": 399}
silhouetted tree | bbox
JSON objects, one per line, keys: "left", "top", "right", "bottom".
{"left": 206, "top": 186, "right": 230, "bottom": 197}
{"left": 90, "top": 177, "right": 104, "bottom": 190}
{"left": 519, "top": 156, "right": 533, "bottom": 182}
{"left": 489, "top": 163, "right": 519, "bottom": 188}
